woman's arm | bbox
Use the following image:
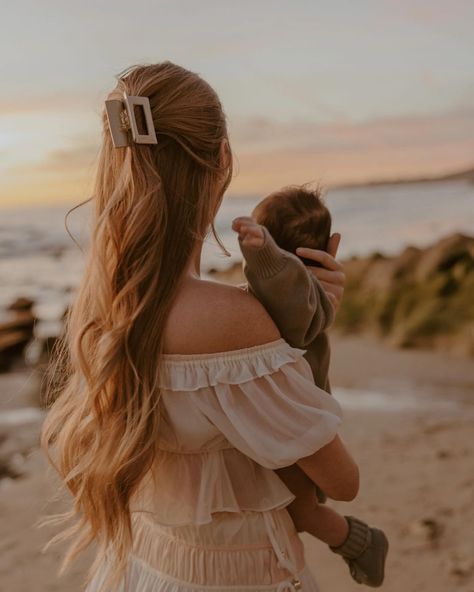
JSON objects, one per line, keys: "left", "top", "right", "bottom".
{"left": 297, "top": 434, "right": 359, "bottom": 501}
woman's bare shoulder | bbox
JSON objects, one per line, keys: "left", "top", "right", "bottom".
{"left": 163, "top": 279, "right": 280, "bottom": 354}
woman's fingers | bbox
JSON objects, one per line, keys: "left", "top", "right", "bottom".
{"left": 327, "top": 233, "right": 341, "bottom": 258}
{"left": 315, "top": 278, "right": 344, "bottom": 311}
{"left": 309, "top": 266, "right": 345, "bottom": 286}
{"left": 312, "top": 276, "right": 344, "bottom": 296}
{"left": 325, "top": 291, "right": 338, "bottom": 310}
{"left": 296, "top": 247, "right": 343, "bottom": 272}
{"left": 315, "top": 279, "right": 335, "bottom": 292}
{"left": 306, "top": 262, "right": 345, "bottom": 311}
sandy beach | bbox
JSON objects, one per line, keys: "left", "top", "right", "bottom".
{"left": 1, "top": 334, "right": 473, "bottom": 592}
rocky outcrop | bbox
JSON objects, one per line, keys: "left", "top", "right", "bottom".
{"left": 335, "top": 233, "right": 474, "bottom": 355}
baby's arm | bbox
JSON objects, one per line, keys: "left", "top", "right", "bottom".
{"left": 233, "top": 217, "right": 334, "bottom": 348}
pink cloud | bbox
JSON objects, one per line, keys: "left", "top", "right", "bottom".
{"left": 229, "top": 107, "right": 474, "bottom": 193}
{"left": 2, "top": 106, "right": 473, "bottom": 204}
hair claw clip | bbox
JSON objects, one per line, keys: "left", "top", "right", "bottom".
{"left": 105, "top": 91, "right": 158, "bottom": 148}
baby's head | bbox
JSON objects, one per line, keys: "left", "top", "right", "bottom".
{"left": 252, "top": 185, "right": 331, "bottom": 265}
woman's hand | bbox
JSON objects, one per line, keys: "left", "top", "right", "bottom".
{"left": 296, "top": 233, "right": 345, "bottom": 312}
{"left": 232, "top": 216, "right": 265, "bottom": 249}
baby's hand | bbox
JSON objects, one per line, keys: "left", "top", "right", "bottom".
{"left": 232, "top": 216, "right": 265, "bottom": 249}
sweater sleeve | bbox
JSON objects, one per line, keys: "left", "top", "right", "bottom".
{"left": 240, "top": 226, "right": 335, "bottom": 348}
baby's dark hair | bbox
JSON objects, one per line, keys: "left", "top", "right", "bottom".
{"left": 252, "top": 185, "right": 331, "bottom": 262}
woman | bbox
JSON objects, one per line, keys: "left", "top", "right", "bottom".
{"left": 42, "top": 62, "right": 357, "bottom": 591}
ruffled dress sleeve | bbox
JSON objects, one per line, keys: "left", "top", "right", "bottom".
{"left": 131, "top": 338, "right": 342, "bottom": 526}
{"left": 187, "top": 344, "right": 342, "bottom": 469}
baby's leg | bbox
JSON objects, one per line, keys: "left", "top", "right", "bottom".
{"left": 276, "top": 465, "right": 389, "bottom": 587}
{"left": 299, "top": 502, "right": 349, "bottom": 547}
{"left": 275, "top": 464, "right": 349, "bottom": 547}
{"left": 276, "top": 464, "right": 388, "bottom": 586}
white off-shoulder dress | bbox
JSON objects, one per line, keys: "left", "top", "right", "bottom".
{"left": 86, "top": 338, "right": 343, "bottom": 592}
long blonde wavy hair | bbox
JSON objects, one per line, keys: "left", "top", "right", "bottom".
{"left": 41, "top": 62, "right": 232, "bottom": 590}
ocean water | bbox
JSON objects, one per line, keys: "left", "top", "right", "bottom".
{"left": 1, "top": 179, "right": 473, "bottom": 327}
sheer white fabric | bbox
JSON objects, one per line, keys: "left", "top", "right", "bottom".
{"left": 87, "top": 338, "right": 342, "bottom": 591}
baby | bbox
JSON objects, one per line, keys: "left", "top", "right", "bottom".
{"left": 232, "top": 185, "right": 388, "bottom": 588}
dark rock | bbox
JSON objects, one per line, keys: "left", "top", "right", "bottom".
{"left": 0, "top": 330, "right": 34, "bottom": 372}
{"left": 7, "top": 297, "right": 35, "bottom": 312}
{"left": 0, "top": 298, "right": 37, "bottom": 372}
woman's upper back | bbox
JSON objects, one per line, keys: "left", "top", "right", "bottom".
{"left": 163, "top": 277, "right": 281, "bottom": 355}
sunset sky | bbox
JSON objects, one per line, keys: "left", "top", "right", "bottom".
{"left": 1, "top": 0, "right": 473, "bottom": 207}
